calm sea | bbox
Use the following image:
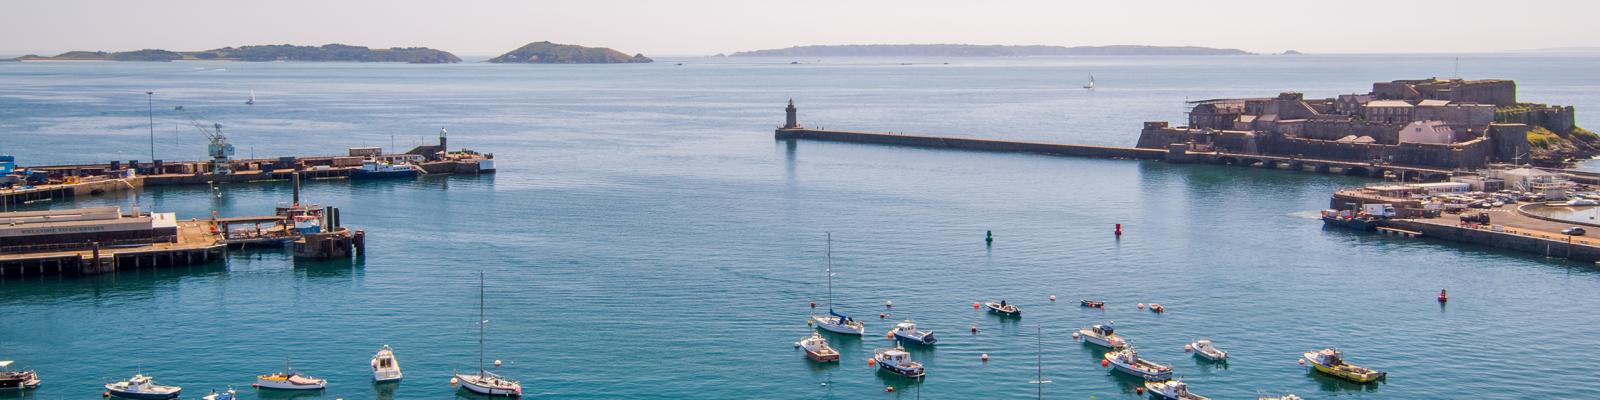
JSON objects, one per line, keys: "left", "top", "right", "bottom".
{"left": 1, "top": 55, "right": 1598, "bottom": 399}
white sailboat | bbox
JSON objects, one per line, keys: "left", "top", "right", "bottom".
{"left": 245, "top": 90, "right": 255, "bottom": 106}
{"left": 1029, "top": 326, "right": 1051, "bottom": 399}
{"left": 810, "top": 233, "right": 864, "bottom": 335}
{"left": 454, "top": 272, "right": 522, "bottom": 397}
{"left": 1083, "top": 73, "right": 1096, "bottom": 90}
{"left": 372, "top": 345, "right": 402, "bottom": 382}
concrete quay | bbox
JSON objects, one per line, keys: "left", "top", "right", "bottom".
{"left": 0, "top": 219, "right": 226, "bottom": 277}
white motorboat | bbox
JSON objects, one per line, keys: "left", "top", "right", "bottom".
{"left": 201, "top": 387, "right": 237, "bottom": 400}
{"left": 873, "top": 343, "right": 925, "bottom": 379}
{"left": 796, "top": 332, "right": 839, "bottom": 362}
{"left": 1258, "top": 395, "right": 1303, "bottom": 400}
{"left": 372, "top": 345, "right": 403, "bottom": 382}
{"left": 889, "top": 320, "right": 936, "bottom": 346}
{"left": 1105, "top": 348, "right": 1172, "bottom": 381}
{"left": 104, "top": 374, "right": 181, "bottom": 400}
{"left": 1189, "top": 338, "right": 1227, "bottom": 361}
{"left": 0, "top": 360, "right": 39, "bottom": 391}
{"left": 255, "top": 367, "right": 326, "bottom": 391}
{"left": 1146, "top": 379, "right": 1210, "bottom": 400}
{"left": 455, "top": 272, "right": 523, "bottom": 397}
{"left": 811, "top": 233, "right": 865, "bottom": 335}
{"left": 1077, "top": 323, "right": 1126, "bottom": 349}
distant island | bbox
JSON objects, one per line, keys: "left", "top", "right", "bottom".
{"left": 11, "top": 44, "right": 461, "bottom": 64}
{"left": 729, "top": 44, "right": 1252, "bottom": 57}
{"left": 487, "top": 41, "right": 652, "bottom": 64}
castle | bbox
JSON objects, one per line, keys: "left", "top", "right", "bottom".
{"left": 1137, "top": 78, "right": 1577, "bottom": 170}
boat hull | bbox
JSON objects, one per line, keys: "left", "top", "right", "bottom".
{"left": 105, "top": 388, "right": 181, "bottom": 400}
{"left": 351, "top": 170, "right": 418, "bottom": 180}
{"left": 0, "top": 373, "right": 39, "bottom": 390}
{"left": 456, "top": 374, "right": 521, "bottom": 397}
{"left": 805, "top": 349, "right": 839, "bottom": 362}
{"left": 1305, "top": 357, "right": 1386, "bottom": 383}
{"left": 1321, "top": 216, "right": 1378, "bottom": 231}
{"left": 373, "top": 371, "right": 403, "bottom": 383}
{"left": 877, "top": 363, "right": 925, "bottom": 379}
{"left": 811, "top": 315, "right": 864, "bottom": 335}
{"left": 1110, "top": 361, "right": 1172, "bottom": 381}
{"left": 892, "top": 332, "right": 936, "bottom": 346}
{"left": 1079, "top": 332, "right": 1124, "bottom": 349}
{"left": 984, "top": 303, "right": 1021, "bottom": 317}
{"left": 254, "top": 380, "right": 325, "bottom": 390}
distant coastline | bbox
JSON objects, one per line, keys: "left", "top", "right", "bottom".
{"left": 487, "top": 41, "right": 652, "bottom": 64}
{"left": 729, "top": 44, "right": 1253, "bottom": 57}
{"left": 9, "top": 44, "right": 461, "bottom": 64}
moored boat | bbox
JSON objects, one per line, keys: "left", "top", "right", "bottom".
{"left": 889, "top": 320, "right": 936, "bottom": 346}
{"left": 1320, "top": 209, "right": 1379, "bottom": 231}
{"left": 201, "top": 387, "right": 237, "bottom": 400}
{"left": 873, "top": 343, "right": 925, "bottom": 379}
{"left": 1146, "top": 379, "right": 1210, "bottom": 400}
{"left": 350, "top": 160, "right": 419, "bottom": 180}
{"left": 1303, "top": 348, "right": 1385, "bottom": 383}
{"left": 1077, "top": 323, "right": 1126, "bottom": 349}
{"left": 0, "top": 361, "right": 39, "bottom": 391}
{"left": 811, "top": 233, "right": 864, "bottom": 335}
{"left": 1148, "top": 303, "right": 1165, "bottom": 313}
{"left": 372, "top": 345, "right": 403, "bottom": 383}
{"left": 1189, "top": 338, "right": 1227, "bottom": 361}
{"left": 984, "top": 300, "right": 1021, "bottom": 317}
{"left": 1080, "top": 299, "right": 1105, "bottom": 308}
{"left": 455, "top": 272, "right": 523, "bottom": 397}
{"left": 104, "top": 374, "right": 181, "bottom": 400}
{"left": 1104, "top": 348, "right": 1172, "bottom": 381}
{"left": 255, "top": 368, "right": 327, "bottom": 390}
{"left": 796, "top": 332, "right": 839, "bottom": 362}
{"left": 1258, "top": 395, "right": 1302, "bottom": 400}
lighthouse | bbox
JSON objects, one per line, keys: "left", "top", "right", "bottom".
{"left": 783, "top": 99, "right": 801, "bottom": 129}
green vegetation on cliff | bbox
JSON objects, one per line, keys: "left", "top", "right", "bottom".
{"left": 1527, "top": 126, "right": 1599, "bottom": 166}
{"left": 12, "top": 44, "right": 460, "bottom": 63}
{"left": 487, "top": 41, "right": 652, "bottom": 64}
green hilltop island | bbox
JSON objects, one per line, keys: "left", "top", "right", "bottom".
{"left": 10, "top": 44, "right": 461, "bottom": 63}
{"left": 487, "top": 41, "right": 652, "bottom": 64}
{"left": 1136, "top": 77, "right": 1594, "bottom": 168}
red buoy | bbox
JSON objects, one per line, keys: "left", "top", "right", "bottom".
{"left": 973, "top": 302, "right": 981, "bottom": 310}
{"left": 1115, "top": 223, "right": 1123, "bottom": 236}
{"left": 810, "top": 300, "right": 816, "bottom": 308}
{"left": 971, "top": 325, "right": 978, "bottom": 334}
{"left": 886, "top": 385, "right": 895, "bottom": 393}
{"left": 1438, "top": 288, "right": 1449, "bottom": 303}
{"left": 1136, "top": 387, "right": 1144, "bottom": 395}
{"left": 1101, "top": 359, "right": 1110, "bottom": 367}
{"left": 879, "top": 312, "right": 887, "bottom": 319}
{"left": 868, "top": 358, "right": 876, "bottom": 366}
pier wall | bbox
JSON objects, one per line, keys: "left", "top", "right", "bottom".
{"left": 776, "top": 128, "right": 1166, "bottom": 160}
{"left": 1385, "top": 219, "right": 1600, "bottom": 262}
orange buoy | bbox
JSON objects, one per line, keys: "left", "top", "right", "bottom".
{"left": 1298, "top": 359, "right": 1306, "bottom": 366}
{"left": 886, "top": 385, "right": 895, "bottom": 393}
{"left": 973, "top": 302, "right": 981, "bottom": 310}
{"left": 981, "top": 353, "right": 989, "bottom": 362}
{"left": 451, "top": 377, "right": 459, "bottom": 386}
{"left": 868, "top": 358, "right": 876, "bottom": 366}
{"left": 1101, "top": 359, "right": 1109, "bottom": 367}
{"left": 104, "top": 392, "right": 111, "bottom": 398}
{"left": 888, "top": 332, "right": 896, "bottom": 339}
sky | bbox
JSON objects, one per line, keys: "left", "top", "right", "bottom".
{"left": 1, "top": 0, "right": 1595, "bottom": 56}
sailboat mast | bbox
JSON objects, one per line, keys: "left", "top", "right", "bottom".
{"left": 479, "top": 271, "right": 485, "bottom": 376}
{"left": 1037, "top": 326, "right": 1043, "bottom": 399}
{"left": 826, "top": 232, "right": 832, "bottom": 309}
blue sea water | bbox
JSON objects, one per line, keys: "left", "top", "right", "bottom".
{"left": 1, "top": 55, "right": 1599, "bottom": 399}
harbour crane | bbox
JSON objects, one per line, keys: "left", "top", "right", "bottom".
{"left": 174, "top": 106, "right": 236, "bottom": 175}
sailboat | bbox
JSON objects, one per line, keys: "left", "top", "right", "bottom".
{"left": 810, "top": 233, "right": 865, "bottom": 335}
{"left": 245, "top": 90, "right": 255, "bottom": 106}
{"left": 453, "top": 272, "right": 522, "bottom": 397}
{"left": 1083, "top": 74, "right": 1096, "bottom": 90}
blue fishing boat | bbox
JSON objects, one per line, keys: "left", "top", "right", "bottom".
{"left": 350, "top": 160, "right": 419, "bottom": 180}
{"left": 873, "top": 343, "right": 925, "bottom": 379}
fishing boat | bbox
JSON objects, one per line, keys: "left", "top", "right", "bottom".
{"left": 0, "top": 361, "right": 39, "bottom": 390}
{"left": 1146, "top": 379, "right": 1210, "bottom": 400}
{"left": 1077, "top": 323, "right": 1126, "bottom": 349}
{"left": 245, "top": 90, "right": 255, "bottom": 106}
{"left": 873, "top": 343, "right": 925, "bottom": 379}
{"left": 1083, "top": 73, "right": 1096, "bottom": 90}
{"left": 795, "top": 332, "right": 839, "bottom": 362}
{"left": 255, "top": 365, "right": 327, "bottom": 391}
{"left": 104, "top": 374, "right": 181, "bottom": 400}
{"left": 454, "top": 272, "right": 523, "bottom": 397}
{"left": 1320, "top": 209, "right": 1380, "bottom": 231}
{"left": 372, "top": 345, "right": 403, "bottom": 382}
{"left": 1303, "top": 348, "right": 1385, "bottom": 383}
{"left": 1258, "top": 395, "right": 1302, "bottom": 400}
{"left": 350, "top": 160, "right": 419, "bottom": 180}
{"left": 1104, "top": 348, "right": 1172, "bottom": 381}
{"left": 201, "top": 387, "right": 237, "bottom": 400}
{"left": 1189, "top": 338, "right": 1227, "bottom": 361}
{"left": 811, "top": 233, "right": 865, "bottom": 335}
{"left": 1080, "top": 299, "right": 1105, "bottom": 308}
{"left": 1149, "top": 303, "right": 1165, "bottom": 313}
{"left": 984, "top": 300, "right": 1021, "bottom": 317}
{"left": 889, "top": 320, "right": 937, "bottom": 346}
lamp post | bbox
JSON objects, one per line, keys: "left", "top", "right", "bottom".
{"left": 146, "top": 91, "right": 155, "bottom": 163}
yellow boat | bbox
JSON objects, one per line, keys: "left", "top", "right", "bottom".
{"left": 1303, "top": 348, "right": 1385, "bottom": 383}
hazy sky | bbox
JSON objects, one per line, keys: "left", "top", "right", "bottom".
{"left": 2, "top": 0, "right": 1595, "bottom": 56}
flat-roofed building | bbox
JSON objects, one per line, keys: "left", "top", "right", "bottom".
{"left": 0, "top": 207, "right": 178, "bottom": 250}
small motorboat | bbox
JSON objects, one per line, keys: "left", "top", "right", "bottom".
{"left": 372, "top": 345, "right": 403, "bottom": 382}
{"left": 874, "top": 343, "right": 926, "bottom": 379}
{"left": 1146, "top": 379, "right": 1210, "bottom": 400}
{"left": 1104, "top": 348, "right": 1172, "bottom": 381}
{"left": 889, "top": 320, "right": 937, "bottom": 346}
{"left": 1189, "top": 338, "right": 1228, "bottom": 361}
{"left": 1077, "top": 323, "right": 1126, "bottom": 349}
{"left": 0, "top": 360, "right": 39, "bottom": 390}
{"left": 796, "top": 332, "right": 839, "bottom": 362}
{"left": 1258, "top": 395, "right": 1303, "bottom": 400}
{"left": 812, "top": 310, "right": 866, "bottom": 335}
{"left": 104, "top": 374, "right": 181, "bottom": 400}
{"left": 255, "top": 368, "right": 327, "bottom": 391}
{"left": 1080, "top": 299, "right": 1105, "bottom": 308}
{"left": 455, "top": 371, "right": 522, "bottom": 397}
{"left": 201, "top": 387, "right": 237, "bottom": 400}
{"left": 1303, "top": 348, "right": 1385, "bottom": 383}
{"left": 984, "top": 300, "right": 1021, "bottom": 317}
{"left": 1149, "top": 303, "right": 1165, "bottom": 313}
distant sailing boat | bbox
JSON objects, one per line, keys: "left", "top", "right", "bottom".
{"left": 1083, "top": 74, "right": 1096, "bottom": 90}
{"left": 1029, "top": 326, "right": 1051, "bottom": 399}
{"left": 453, "top": 272, "right": 522, "bottom": 397}
{"left": 245, "top": 90, "right": 255, "bottom": 106}
{"left": 810, "top": 233, "right": 864, "bottom": 335}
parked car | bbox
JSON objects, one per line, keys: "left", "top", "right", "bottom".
{"left": 1562, "top": 227, "right": 1587, "bottom": 236}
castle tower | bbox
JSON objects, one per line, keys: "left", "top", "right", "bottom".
{"left": 783, "top": 99, "right": 800, "bottom": 129}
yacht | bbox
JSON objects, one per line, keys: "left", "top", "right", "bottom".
{"left": 372, "top": 345, "right": 403, "bottom": 382}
